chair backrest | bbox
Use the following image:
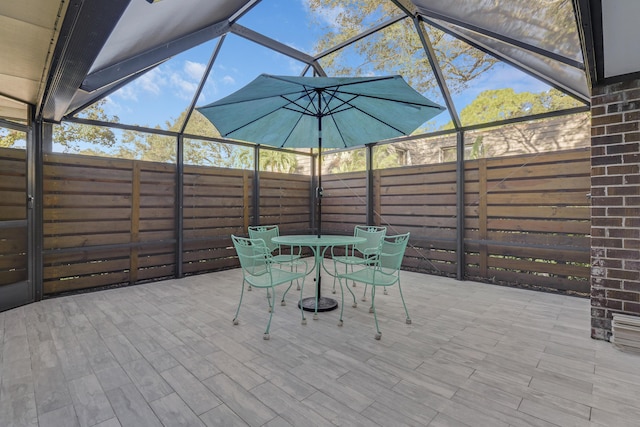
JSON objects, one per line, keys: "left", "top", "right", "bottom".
{"left": 353, "top": 225, "right": 387, "bottom": 254}
{"left": 248, "top": 225, "right": 279, "bottom": 253}
{"left": 378, "top": 232, "right": 410, "bottom": 271}
{"left": 232, "top": 235, "right": 270, "bottom": 276}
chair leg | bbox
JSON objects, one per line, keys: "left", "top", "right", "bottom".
{"left": 362, "top": 284, "right": 368, "bottom": 301}
{"left": 332, "top": 273, "right": 337, "bottom": 294}
{"left": 299, "top": 277, "right": 307, "bottom": 325}
{"left": 340, "top": 264, "right": 358, "bottom": 306}
{"left": 233, "top": 280, "right": 246, "bottom": 326}
{"left": 345, "top": 279, "right": 357, "bottom": 308}
{"left": 266, "top": 288, "right": 274, "bottom": 312}
{"left": 331, "top": 260, "right": 347, "bottom": 294}
{"left": 264, "top": 286, "right": 276, "bottom": 340}
{"left": 371, "top": 286, "right": 381, "bottom": 340}
{"left": 289, "top": 261, "right": 301, "bottom": 290}
{"left": 281, "top": 281, "right": 294, "bottom": 306}
{"left": 337, "top": 277, "right": 345, "bottom": 327}
{"left": 397, "top": 280, "right": 411, "bottom": 325}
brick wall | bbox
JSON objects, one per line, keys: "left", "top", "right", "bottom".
{"left": 591, "top": 79, "right": 640, "bottom": 340}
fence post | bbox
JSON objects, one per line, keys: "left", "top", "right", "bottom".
{"left": 373, "top": 170, "right": 382, "bottom": 226}
{"left": 478, "top": 158, "right": 488, "bottom": 276}
{"left": 243, "top": 170, "right": 251, "bottom": 230}
{"left": 130, "top": 161, "right": 140, "bottom": 284}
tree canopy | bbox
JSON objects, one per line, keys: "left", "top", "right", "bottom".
{"left": 307, "top": 0, "right": 498, "bottom": 95}
{"left": 441, "top": 88, "right": 582, "bottom": 130}
{"left": 1, "top": 1, "right": 584, "bottom": 173}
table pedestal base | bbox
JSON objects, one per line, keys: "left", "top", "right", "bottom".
{"left": 299, "top": 296, "right": 338, "bottom": 312}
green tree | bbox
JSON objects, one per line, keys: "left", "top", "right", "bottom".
{"left": 1, "top": 100, "right": 118, "bottom": 151}
{"left": 55, "top": 99, "right": 119, "bottom": 152}
{"left": 230, "top": 147, "right": 299, "bottom": 172}
{"left": 307, "top": 0, "right": 498, "bottom": 94}
{"left": 325, "top": 145, "right": 405, "bottom": 173}
{"left": 441, "top": 88, "right": 581, "bottom": 129}
{"left": 119, "top": 110, "right": 300, "bottom": 171}
{"left": 0, "top": 129, "right": 25, "bottom": 148}
{"left": 118, "top": 110, "right": 229, "bottom": 164}
{"left": 260, "top": 149, "right": 299, "bottom": 173}
{"left": 305, "top": 0, "right": 501, "bottom": 172}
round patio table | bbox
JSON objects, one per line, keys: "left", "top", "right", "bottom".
{"left": 272, "top": 234, "right": 366, "bottom": 315}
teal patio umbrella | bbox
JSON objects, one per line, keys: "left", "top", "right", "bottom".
{"left": 196, "top": 74, "right": 445, "bottom": 236}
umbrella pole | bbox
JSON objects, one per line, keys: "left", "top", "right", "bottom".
{"left": 317, "top": 128, "right": 322, "bottom": 239}
{"left": 316, "top": 89, "right": 323, "bottom": 239}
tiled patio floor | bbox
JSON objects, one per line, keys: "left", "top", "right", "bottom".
{"left": 1, "top": 268, "right": 640, "bottom": 426}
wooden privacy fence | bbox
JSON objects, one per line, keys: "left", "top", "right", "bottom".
{"left": 40, "top": 152, "right": 310, "bottom": 295}
{"left": 323, "top": 147, "right": 591, "bottom": 293}
{"left": 0, "top": 146, "right": 590, "bottom": 296}
{"left": 0, "top": 148, "right": 27, "bottom": 288}
{"left": 43, "top": 154, "right": 177, "bottom": 293}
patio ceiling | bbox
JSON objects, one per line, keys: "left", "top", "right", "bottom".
{"left": 0, "top": 0, "right": 638, "bottom": 127}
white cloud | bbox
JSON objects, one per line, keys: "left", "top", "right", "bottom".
{"left": 170, "top": 73, "right": 198, "bottom": 100}
{"left": 113, "top": 85, "right": 138, "bottom": 102}
{"left": 138, "top": 68, "right": 165, "bottom": 95}
{"left": 102, "top": 95, "right": 133, "bottom": 118}
{"left": 222, "top": 75, "right": 235, "bottom": 85}
{"left": 184, "top": 60, "right": 206, "bottom": 80}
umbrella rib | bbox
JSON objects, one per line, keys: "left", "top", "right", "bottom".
{"left": 322, "top": 90, "right": 413, "bottom": 136}
{"left": 281, "top": 92, "right": 318, "bottom": 116}
{"left": 336, "top": 90, "right": 441, "bottom": 108}
{"left": 222, "top": 92, "right": 314, "bottom": 136}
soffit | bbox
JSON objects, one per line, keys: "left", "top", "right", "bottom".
{"left": 90, "top": 0, "right": 248, "bottom": 72}
{"left": 0, "top": 0, "right": 68, "bottom": 122}
{"left": 601, "top": 0, "right": 640, "bottom": 78}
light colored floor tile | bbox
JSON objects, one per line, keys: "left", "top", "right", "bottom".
{"left": 120, "top": 358, "right": 174, "bottom": 403}
{"left": 160, "top": 365, "right": 221, "bottom": 415}
{"left": 105, "top": 384, "right": 163, "bottom": 427}
{"left": 3, "top": 269, "right": 640, "bottom": 427}
{"left": 199, "top": 403, "right": 250, "bottom": 427}
{"left": 0, "top": 391, "right": 38, "bottom": 427}
{"left": 149, "top": 393, "right": 205, "bottom": 427}
{"left": 38, "top": 404, "right": 79, "bottom": 427}
{"left": 203, "top": 373, "right": 276, "bottom": 427}
{"left": 67, "top": 374, "right": 115, "bottom": 427}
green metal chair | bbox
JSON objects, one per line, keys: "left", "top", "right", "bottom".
{"left": 248, "top": 225, "right": 305, "bottom": 290}
{"left": 231, "top": 235, "right": 307, "bottom": 340}
{"left": 331, "top": 225, "right": 386, "bottom": 298}
{"left": 336, "top": 232, "right": 411, "bottom": 340}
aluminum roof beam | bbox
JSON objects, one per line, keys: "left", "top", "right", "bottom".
{"left": 39, "top": 0, "right": 131, "bottom": 122}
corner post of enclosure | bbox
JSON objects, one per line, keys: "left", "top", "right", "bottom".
{"left": 456, "top": 131, "right": 465, "bottom": 280}
{"left": 176, "top": 134, "right": 184, "bottom": 278}
{"left": 28, "top": 107, "right": 45, "bottom": 301}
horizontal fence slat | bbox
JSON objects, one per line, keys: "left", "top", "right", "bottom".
{"left": 0, "top": 145, "right": 593, "bottom": 296}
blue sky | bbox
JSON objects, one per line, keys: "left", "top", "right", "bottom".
{"left": 100, "top": 0, "right": 551, "bottom": 133}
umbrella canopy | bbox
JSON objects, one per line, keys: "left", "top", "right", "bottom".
{"left": 197, "top": 74, "right": 445, "bottom": 150}
{"left": 197, "top": 74, "right": 445, "bottom": 237}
